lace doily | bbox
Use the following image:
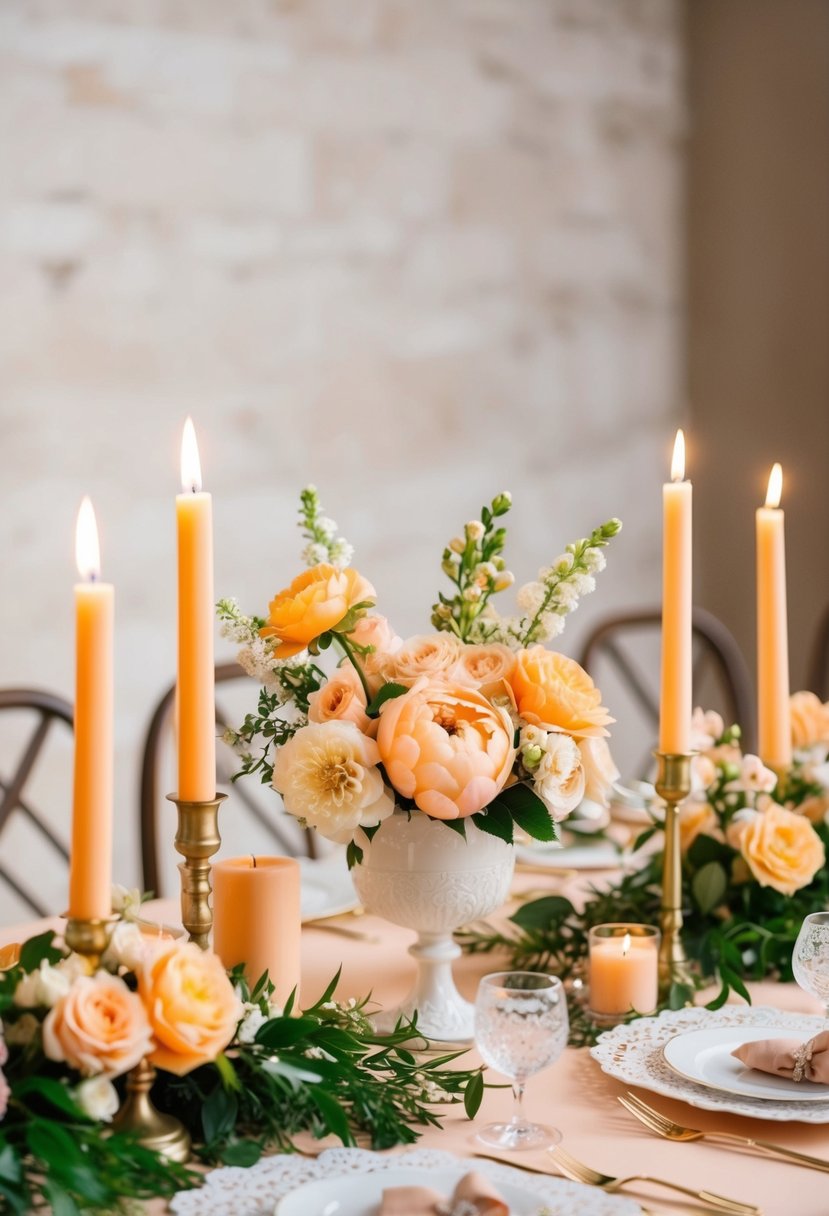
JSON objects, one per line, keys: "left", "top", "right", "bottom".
{"left": 591, "top": 1004, "right": 829, "bottom": 1122}
{"left": 169, "top": 1146, "right": 641, "bottom": 1216}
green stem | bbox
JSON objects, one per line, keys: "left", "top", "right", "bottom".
{"left": 335, "top": 633, "right": 372, "bottom": 703}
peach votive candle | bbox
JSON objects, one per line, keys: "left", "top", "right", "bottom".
{"left": 588, "top": 923, "right": 660, "bottom": 1019}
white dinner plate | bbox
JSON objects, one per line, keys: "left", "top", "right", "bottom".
{"left": 516, "top": 840, "right": 621, "bottom": 869}
{"left": 663, "top": 1026, "right": 829, "bottom": 1103}
{"left": 274, "top": 1168, "right": 538, "bottom": 1216}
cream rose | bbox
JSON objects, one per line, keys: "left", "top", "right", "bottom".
{"left": 139, "top": 941, "right": 243, "bottom": 1076}
{"left": 738, "top": 801, "right": 826, "bottom": 895}
{"left": 74, "top": 1076, "right": 120, "bottom": 1123}
{"left": 272, "top": 720, "right": 395, "bottom": 843}
{"left": 577, "top": 736, "right": 619, "bottom": 806}
{"left": 385, "top": 634, "right": 463, "bottom": 686}
{"left": 455, "top": 643, "right": 516, "bottom": 697}
{"left": 533, "top": 734, "right": 585, "bottom": 821}
{"left": 790, "top": 691, "right": 829, "bottom": 751}
{"left": 377, "top": 680, "right": 515, "bottom": 820}
{"left": 308, "top": 663, "right": 374, "bottom": 736}
{"left": 42, "top": 973, "right": 154, "bottom": 1078}
{"left": 509, "top": 648, "right": 613, "bottom": 738}
{"left": 260, "top": 564, "right": 375, "bottom": 659}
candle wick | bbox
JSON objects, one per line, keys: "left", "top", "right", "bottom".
{"left": 251, "top": 855, "right": 257, "bottom": 869}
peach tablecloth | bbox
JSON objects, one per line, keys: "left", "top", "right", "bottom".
{"left": 3, "top": 876, "right": 828, "bottom": 1216}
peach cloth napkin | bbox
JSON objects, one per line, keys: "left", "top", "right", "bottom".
{"left": 732, "top": 1030, "right": 829, "bottom": 1083}
{"left": 380, "top": 1171, "right": 509, "bottom": 1215}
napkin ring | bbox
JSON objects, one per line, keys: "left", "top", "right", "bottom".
{"left": 792, "top": 1036, "right": 816, "bottom": 1083}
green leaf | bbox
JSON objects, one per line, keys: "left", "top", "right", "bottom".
{"left": 15, "top": 1076, "right": 83, "bottom": 1118}
{"left": 214, "top": 1052, "right": 241, "bottom": 1091}
{"left": 687, "top": 834, "right": 733, "bottom": 868}
{"left": 254, "top": 1015, "right": 323, "bottom": 1049}
{"left": 463, "top": 1069, "right": 485, "bottom": 1119}
{"left": 440, "top": 818, "right": 467, "bottom": 839}
{"left": 310, "top": 1087, "right": 354, "bottom": 1145}
{"left": 720, "top": 965, "right": 752, "bottom": 1005}
{"left": 632, "top": 824, "right": 659, "bottom": 852}
{"left": 365, "top": 682, "right": 408, "bottom": 718}
{"left": 0, "top": 1145, "right": 21, "bottom": 1185}
{"left": 346, "top": 840, "right": 364, "bottom": 868}
{"left": 43, "top": 1182, "right": 81, "bottom": 1216}
{"left": 510, "top": 895, "right": 574, "bottom": 932}
{"left": 310, "top": 966, "right": 342, "bottom": 1010}
{"left": 19, "top": 931, "right": 62, "bottom": 972}
{"left": 494, "top": 785, "right": 555, "bottom": 842}
{"left": 692, "top": 862, "right": 728, "bottom": 914}
{"left": 667, "top": 981, "right": 694, "bottom": 1010}
{"left": 705, "top": 981, "right": 730, "bottom": 1011}
{"left": 202, "top": 1085, "right": 239, "bottom": 1145}
{"left": 220, "top": 1140, "right": 263, "bottom": 1167}
{"left": 471, "top": 802, "right": 514, "bottom": 845}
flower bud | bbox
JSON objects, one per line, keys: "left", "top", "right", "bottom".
{"left": 463, "top": 585, "right": 482, "bottom": 602}
{"left": 449, "top": 537, "right": 466, "bottom": 554}
{"left": 491, "top": 492, "right": 512, "bottom": 515}
{"left": 522, "top": 745, "right": 543, "bottom": 769}
{"left": 465, "top": 520, "right": 485, "bottom": 542}
{"left": 494, "top": 572, "right": 515, "bottom": 591}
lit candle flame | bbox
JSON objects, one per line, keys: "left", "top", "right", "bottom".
{"left": 671, "top": 429, "right": 685, "bottom": 483}
{"left": 622, "top": 932, "right": 631, "bottom": 957}
{"left": 180, "top": 417, "right": 202, "bottom": 493}
{"left": 75, "top": 496, "right": 101, "bottom": 582}
{"left": 765, "top": 462, "right": 783, "bottom": 509}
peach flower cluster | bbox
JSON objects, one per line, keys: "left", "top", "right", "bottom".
{"left": 39, "top": 938, "right": 242, "bottom": 1080}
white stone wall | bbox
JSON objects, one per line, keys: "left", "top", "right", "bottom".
{"left": 0, "top": 0, "right": 684, "bottom": 922}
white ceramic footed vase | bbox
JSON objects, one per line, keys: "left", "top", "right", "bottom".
{"left": 351, "top": 811, "right": 515, "bottom": 1043}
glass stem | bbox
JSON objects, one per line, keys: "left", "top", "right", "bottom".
{"left": 511, "top": 1079, "right": 526, "bottom": 1126}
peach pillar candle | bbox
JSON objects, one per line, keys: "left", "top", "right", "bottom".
{"left": 588, "top": 924, "right": 659, "bottom": 1017}
{"left": 757, "top": 463, "right": 792, "bottom": 770}
{"left": 212, "top": 856, "right": 302, "bottom": 1006}
{"left": 176, "top": 418, "right": 216, "bottom": 801}
{"left": 68, "top": 498, "right": 114, "bottom": 920}
{"left": 659, "top": 429, "right": 693, "bottom": 754}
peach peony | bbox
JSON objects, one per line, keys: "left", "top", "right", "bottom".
{"left": 139, "top": 941, "right": 242, "bottom": 1076}
{"left": 455, "top": 643, "right": 516, "bottom": 698}
{"left": 42, "top": 973, "right": 154, "bottom": 1078}
{"left": 376, "top": 680, "right": 515, "bottom": 820}
{"left": 790, "top": 691, "right": 829, "bottom": 751}
{"left": 308, "top": 663, "right": 374, "bottom": 736}
{"left": 738, "top": 801, "right": 826, "bottom": 896}
{"left": 385, "top": 634, "right": 463, "bottom": 686}
{"left": 260, "top": 564, "right": 375, "bottom": 659}
{"left": 509, "top": 648, "right": 613, "bottom": 738}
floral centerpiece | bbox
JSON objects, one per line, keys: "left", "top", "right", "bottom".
{"left": 464, "top": 696, "right": 829, "bottom": 1033}
{"left": 0, "top": 902, "right": 484, "bottom": 1213}
{"left": 219, "top": 487, "right": 622, "bottom": 862}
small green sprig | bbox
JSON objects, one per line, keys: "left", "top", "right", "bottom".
{"left": 431, "top": 492, "right": 514, "bottom": 641}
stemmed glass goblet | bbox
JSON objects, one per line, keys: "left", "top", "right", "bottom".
{"left": 473, "top": 971, "right": 569, "bottom": 1151}
{"left": 793, "top": 911, "right": 829, "bottom": 1024}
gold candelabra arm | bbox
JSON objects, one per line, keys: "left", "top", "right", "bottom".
{"left": 653, "top": 751, "right": 695, "bottom": 997}
{"left": 169, "top": 792, "right": 226, "bottom": 950}
{"left": 63, "top": 915, "right": 119, "bottom": 972}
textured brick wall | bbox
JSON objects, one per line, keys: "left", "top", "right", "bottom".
{"left": 0, "top": 0, "right": 684, "bottom": 919}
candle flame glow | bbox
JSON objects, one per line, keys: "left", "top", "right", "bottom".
{"left": 75, "top": 496, "right": 101, "bottom": 581}
{"left": 180, "top": 417, "right": 202, "bottom": 493}
{"left": 765, "top": 462, "right": 783, "bottom": 509}
{"left": 622, "top": 932, "right": 631, "bottom": 957}
{"left": 671, "top": 429, "right": 685, "bottom": 483}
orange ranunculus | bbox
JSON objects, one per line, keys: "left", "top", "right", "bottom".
{"left": 509, "top": 648, "right": 613, "bottom": 738}
{"left": 376, "top": 680, "right": 515, "bottom": 820}
{"left": 739, "top": 801, "right": 826, "bottom": 896}
{"left": 42, "top": 973, "right": 154, "bottom": 1078}
{"left": 260, "top": 564, "right": 375, "bottom": 659}
{"left": 790, "top": 691, "right": 829, "bottom": 751}
{"left": 139, "top": 941, "right": 242, "bottom": 1076}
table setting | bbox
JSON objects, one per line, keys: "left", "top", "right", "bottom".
{"left": 2, "top": 423, "right": 829, "bottom": 1216}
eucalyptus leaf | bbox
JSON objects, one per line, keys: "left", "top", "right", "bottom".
{"left": 463, "top": 1070, "right": 485, "bottom": 1119}
{"left": 692, "top": 862, "right": 728, "bottom": 914}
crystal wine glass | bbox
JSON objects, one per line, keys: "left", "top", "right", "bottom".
{"left": 793, "top": 911, "right": 829, "bottom": 1024}
{"left": 473, "top": 971, "right": 569, "bottom": 1151}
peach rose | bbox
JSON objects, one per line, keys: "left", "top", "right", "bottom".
{"left": 308, "top": 663, "right": 374, "bottom": 736}
{"left": 679, "top": 800, "right": 721, "bottom": 853}
{"left": 385, "top": 634, "right": 463, "bottom": 686}
{"left": 455, "top": 643, "right": 516, "bottom": 698}
{"left": 260, "top": 564, "right": 375, "bottom": 659}
{"left": 139, "top": 941, "right": 242, "bottom": 1076}
{"left": 738, "top": 801, "right": 826, "bottom": 896}
{"left": 348, "top": 614, "right": 403, "bottom": 683}
{"left": 790, "top": 691, "right": 829, "bottom": 751}
{"left": 509, "top": 648, "right": 613, "bottom": 738}
{"left": 377, "top": 680, "right": 515, "bottom": 820}
{"left": 42, "top": 973, "right": 154, "bottom": 1078}
{"left": 578, "top": 736, "right": 619, "bottom": 806}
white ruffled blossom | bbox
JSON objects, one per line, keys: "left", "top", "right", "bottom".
{"left": 516, "top": 582, "right": 545, "bottom": 613}
{"left": 74, "top": 1076, "right": 120, "bottom": 1123}
{"left": 583, "top": 548, "right": 607, "bottom": 574}
{"left": 236, "top": 1000, "right": 280, "bottom": 1044}
{"left": 15, "top": 960, "right": 72, "bottom": 1009}
{"left": 103, "top": 921, "right": 148, "bottom": 972}
{"left": 533, "top": 734, "right": 585, "bottom": 820}
{"left": 111, "top": 885, "right": 142, "bottom": 920}
{"left": 302, "top": 541, "right": 329, "bottom": 566}
{"left": 272, "top": 720, "right": 395, "bottom": 844}
{"left": 329, "top": 538, "right": 354, "bottom": 568}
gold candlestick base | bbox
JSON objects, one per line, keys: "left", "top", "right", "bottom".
{"left": 63, "top": 915, "right": 119, "bottom": 972}
{"left": 654, "top": 751, "right": 695, "bottom": 997}
{"left": 112, "top": 1058, "right": 191, "bottom": 1163}
{"left": 169, "top": 792, "right": 226, "bottom": 949}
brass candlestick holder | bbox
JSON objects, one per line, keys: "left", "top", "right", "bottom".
{"left": 64, "top": 915, "right": 118, "bottom": 972}
{"left": 112, "top": 1058, "right": 191, "bottom": 1163}
{"left": 654, "top": 751, "right": 695, "bottom": 996}
{"left": 169, "top": 792, "right": 226, "bottom": 949}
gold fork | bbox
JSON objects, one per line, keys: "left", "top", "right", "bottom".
{"left": 619, "top": 1090, "right": 829, "bottom": 1173}
{"left": 548, "top": 1144, "right": 762, "bottom": 1214}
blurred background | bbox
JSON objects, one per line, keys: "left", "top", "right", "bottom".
{"left": 1, "top": 0, "right": 827, "bottom": 921}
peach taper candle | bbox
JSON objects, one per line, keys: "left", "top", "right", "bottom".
{"left": 757, "top": 462, "right": 792, "bottom": 771}
{"left": 659, "top": 429, "right": 693, "bottom": 754}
